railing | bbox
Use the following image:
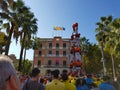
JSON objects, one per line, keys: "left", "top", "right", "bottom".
{"left": 43, "top": 65, "right": 69, "bottom": 68}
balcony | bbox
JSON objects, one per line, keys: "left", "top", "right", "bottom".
{"left": 43, "top": 65, "right": 69, "bottom": 68}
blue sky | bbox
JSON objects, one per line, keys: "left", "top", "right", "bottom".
{"left": 9, "top": 0, "right": 120, "bottom": 60}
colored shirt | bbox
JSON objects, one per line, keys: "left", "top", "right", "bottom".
{"left": 98, "top": 82, "right": 116, "bottom": 90}
{"left": 63, "top": 80, "right": 76, "bottom": 90}
{"left": 85, "top": 77, "right": 94, "bottom": 84}
{"left": 76, "top": 85, "right": 89, "bottom": 90}
{"left": 45, "top": 79, "right": 65, "bottom": 90}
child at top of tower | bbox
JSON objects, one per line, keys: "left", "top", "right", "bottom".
{"left": 72, "top": 22, "right": 78, "bottom": 33}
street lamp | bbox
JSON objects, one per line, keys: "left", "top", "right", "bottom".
{"left": 100, "top": 44, "right": 107, "bottom": 76}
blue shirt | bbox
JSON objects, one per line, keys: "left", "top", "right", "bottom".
{"left": 85, "top": 77, "right": 93, "bottom": 84}
{"left": 76, "top": 85, "right": 89, "bottom": 90}
{"left": 99, "top": 82, "right": 115, "bottom": 90}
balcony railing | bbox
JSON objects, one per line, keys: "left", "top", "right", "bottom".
{"left": 35, "top": 54, "right": 68, "bottom": 57}
{"left": 43, "top": 65, "right": 68, "bottom": 68}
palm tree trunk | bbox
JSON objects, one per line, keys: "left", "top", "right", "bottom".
{"left": 101, "top": 44, "right": 107, "bottom": 76}
{"left": 18, "top": 32, "right": 26, "bottom": 71}
{"left": 5, "top": 22, "right": 14, "bottom": 55}
{"left": 23, "top": 47, "right": 26, "bottom": 73}
{"left": 111, "top": 54, "right": 116, "bottom": 81}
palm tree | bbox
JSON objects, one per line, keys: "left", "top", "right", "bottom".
{"left": 105, "top": 18, "right": 120, "bottom": 79}
{"left": 0, "top": 0, "right": 25, "bottom": 55}
{"left": 104, "top": 31, "right": 116, "bottom": 78}
{"left": 18, "top": 8, "right": 38, "bottom": 71}
{"left": 111, "top": 18, "right": 120, "bottom": 56}
{"left": 0, "top": 0, "right": 13, "bottom": 12}
{"left": 95, "top": 15, "right": 113, "bottom": 75}
{"left": 22, "top": 35, "right": 34, "bottom": 71}
{"left": 0, "top": 0, "right": 38, "bottom": 71}
{"left": 32, "top": 37, "right": 41, "bottom": 50}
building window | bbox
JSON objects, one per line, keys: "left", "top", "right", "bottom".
{"left": 63, "top": 61, "right": 66, "bottom": 66}
{"left": 49, "top": 43, "right": 52, "bottom": 48}
{"left": 56, "top": 51, "right": 59, "bottom": 56}
{"left": 48, "top": 51, "right": 52, "bottom": 56}
{"left": 63, "top": 43, "right": 66, "bottom": 48}
{"left": 63, "top": 51, "right": 66, "bottom": 56}
{"left": 56, "top": 43, "right": 59, "bottom": 48}
{"left": 48, "top": 60, "right": 51, "bottom": 66}
{"left": 38, "top": 60, "right": 41, "bottom": 67}
{"left": 56, "top": 60, "right": 59, "bottom": 66}
{"left": 38, "top": 51, "right": 42, "bottom": 56}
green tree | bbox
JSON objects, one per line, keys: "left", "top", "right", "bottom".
{"left": 0, "top": 0, "right": 13, "bottom": 12}
{"left": 83, "top": 44, "right": 102, "bottom": 74}
{"left": 18, "top": 8, "right": 38, "bottom": 71}
{"left": 95, "top": 15, "right": 113, "bottom": 75}
{"left": 0, "top": 0, "right": 25, "bottom": 55}
{"left": 104, "top": 18, "right": 120, "bottom": 78}
{"left": 32, "top": 37, "right": 41, "bottom": 50}
{"left": 79, "top": 37, "right": 90, "bottom": 71}
{"left": 14, "top": 59, "right": 32, "bottom": 74}
{"left": 0, "top": 0, "right": 38, "bottom": 72}
{"left": 0, "top": 32, "right": 7, "bottom": 53}
{"left": 79, "top": 37, "right": 102, "bottom": 74}
{"left": 111, "top": 18, "right": 120, "bottom": 56}
{"left": 22, "top": 36, "right": 34, "bottom": 70}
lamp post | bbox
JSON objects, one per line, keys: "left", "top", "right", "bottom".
{"left": 100, "top": 44, "right": 107, "bottom": 76}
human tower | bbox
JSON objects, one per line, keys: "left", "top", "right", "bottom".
{"left": 69, "top": 23, "right": 82, "bottom": 76}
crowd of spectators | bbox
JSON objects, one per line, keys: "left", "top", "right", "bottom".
{"left": 0, "top": 55, "right": 120, "bottom": 90}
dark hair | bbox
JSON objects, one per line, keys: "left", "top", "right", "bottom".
{"left": 61, "top": 73, "right": 68, "bottom": 81}
{"left": 55, "top": 69, "right": 60, "bottom": 75}
{"left": 76, "top": 78, "right": 86, "bottom": 86}
{"left": 40, "top": 78, "right": 44, "bottom": 83}
{"left": 62, "top": 70, "right": 68, "bottom": 74}
{"left": 87, "top": 74, "right": 92, "bottom": 78}
{"left": 51, "top": 70, "right": 59, "bottom": 79}
{"left": 31, "top": 68, "right": 40, "bottom": 77}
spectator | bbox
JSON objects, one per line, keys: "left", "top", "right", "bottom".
{"left": 85, "top": 74, "right": 94, "bottom": 89}
{"left": 20, "top": 75, "right": 27, "bottom": 89}
{"left": 20, "top": 74, "right": 31, "bottom": 89}
{"left": 61, "top": 73, "right": 76, "bottom": 90}
{"left": 76, "top": 78, "right": 89, "bottom": 90}
{"left": 0, "top": 55, "right": 21, "bottom": 90}
{"left": 40, "top": 78, "right": 45, "bottom": 87}
{"left": 98, "top": 76, "right": 115, "bottom": 90}
{"left": 22, "top": 68, "right": 44, "bottom": 90}
{"left": 45, "top": 70, "right": 65, "bottom": 90}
